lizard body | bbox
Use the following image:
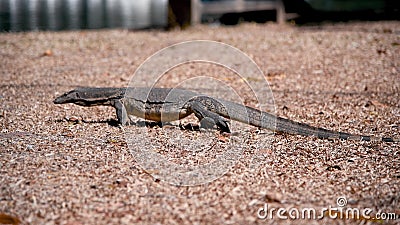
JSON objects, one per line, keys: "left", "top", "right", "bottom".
{"left": 54, "top": 87, "right": 398, "bottom": 142}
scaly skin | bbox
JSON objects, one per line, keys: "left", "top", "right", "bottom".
{"left": 54, "top": 87, "right": 398, "bottom": 142}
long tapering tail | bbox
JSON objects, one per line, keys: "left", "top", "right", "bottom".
{"left": 272, "top": 115, "right": 398, "bottom": 142}
{"left": 221, "top": 99, "right": 398, "bottom": 142}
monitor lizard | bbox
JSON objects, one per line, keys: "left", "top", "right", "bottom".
{"left": 54, "top": 87, "right": 398, "bottom": 142}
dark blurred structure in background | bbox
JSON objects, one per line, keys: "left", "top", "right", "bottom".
{"left": 0, "top": 0, "right": 168, "bottom": 31}
{"left": 0, "top": 0, "right": 399, "bottom": 32}
{"left": 287, "top": 0, "right": 400, "bottom": 24}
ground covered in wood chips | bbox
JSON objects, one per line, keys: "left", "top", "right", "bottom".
{"left": 1, "top": 21, "right": 400, "bottom": 225}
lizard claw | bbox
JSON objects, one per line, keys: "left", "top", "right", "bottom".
{"left": 215, "top": 117, "right": 231, "bottom": 133}
{"left": 199, "top": 117, "right": 231, "bottom": 133}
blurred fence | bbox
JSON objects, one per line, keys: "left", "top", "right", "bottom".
{"left": 0, "top": 0, "right": 168, "bottom": 31}
{"left": 0, "top": 0, "right": 287, "bottom": 31}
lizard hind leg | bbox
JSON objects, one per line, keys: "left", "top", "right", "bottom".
{"left": 199, "top": 117, "right": 217, "bottom": 130}
{"left": 188, "top": 100, "right": 231, "bottom": 133}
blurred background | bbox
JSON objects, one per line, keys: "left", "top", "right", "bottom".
{"left": 0, "top": 0, "right": 399, "bottom": 32}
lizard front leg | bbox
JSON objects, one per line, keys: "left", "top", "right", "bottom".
{"left": 186, "top": 97, "right": 231, "bottom": 133}
{"left": 112, "top": 99, "right": 129, "bottom": 125}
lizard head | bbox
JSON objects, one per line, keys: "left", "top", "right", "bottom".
{"left": 54, "top": 87, "right": 123, "bottom": 106}
{"left": 53, "top": 89, "right": 87, "bottom": 105}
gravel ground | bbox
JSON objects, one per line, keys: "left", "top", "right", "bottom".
{"left": 1, "top": 21, "right": 399, "bottom": 225}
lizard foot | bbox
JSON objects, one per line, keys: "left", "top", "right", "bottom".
{"left": 199, "top": 117, "right": 216, "bottom": 130}
{"left": 200, "top": 118, "right": 230, "bottom": 133}
{"left": 189, "top": 98, "right": 231, "bottom": 133}
{"left": 212, "top": 116, "right": 230, "bottom": 133}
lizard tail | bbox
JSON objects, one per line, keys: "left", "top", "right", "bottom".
{"left": 224, "top": 102, "right": 398, "bottom": 142}
{"left": 272, "top": 115, "right": 398, "bottom": 142}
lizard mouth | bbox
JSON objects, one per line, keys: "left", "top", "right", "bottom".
{"left": 53, "top": 97, "right": 65, "bottom": 104}
{"left": 53, "top": 95, "right": 76, "bottom": 104}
